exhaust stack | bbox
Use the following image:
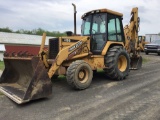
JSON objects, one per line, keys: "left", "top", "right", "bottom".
{"left": 72, "top": 3, "right": 77, "bottom": 35}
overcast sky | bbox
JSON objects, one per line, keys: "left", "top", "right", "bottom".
{"left": 0, "top": 0, "right": 160, "bottom": 35}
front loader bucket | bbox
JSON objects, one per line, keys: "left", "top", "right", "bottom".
{"left": 0, "top": 57, "right": 52, "bottom": 104}
{"left": 130, "top": 56, "right": 142, "bottom": 70}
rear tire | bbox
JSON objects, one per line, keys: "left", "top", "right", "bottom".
{"left": 93, "top": 70, "right": 97, "bottom": 77}
{"left": 51, "top": 75, "right": 58, "bottom": 81}
{"left": 145, "top": 52, "right": 149, "bottom": 55}
{"left": 66, "top": 60, "right": 93, "bottom": 90}
{"left": 104, "top": 46, "right": 130, "bottom": 80}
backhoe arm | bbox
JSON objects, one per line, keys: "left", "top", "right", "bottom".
{"left": 124, "top": 7, "right": 142, "bottom": 69}
{"left": 48, "top": 36, "right": 89, "bottom": 78}
{"left": 124, "top": 7, "right": 140, "bottom": 55}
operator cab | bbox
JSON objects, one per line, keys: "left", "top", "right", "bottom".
{"left": 138, "top": 36, "right": 146, "bottom": 43}
{"left": 81, "top": 9, "right": 125, "bottom": 54}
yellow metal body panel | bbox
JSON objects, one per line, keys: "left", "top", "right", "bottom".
{"left": 84, "top": 55, "right": 105, "bottom": 70}
{"left": 101, "top": 41, "right": 124, "bottom": 55}
{"left": 62, "top": 55, "right": 105, "bottom": 71}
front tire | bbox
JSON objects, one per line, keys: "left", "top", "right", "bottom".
{"left": 51, "top": 75, "right": 58, "bottom": 79}
{"left": 66, "top": 60, "right": 93, "bottom": 90}
{"left": 104, "top": 46, "right": 130, "bottom": 80}
{"left": 145, "top": 52, "right": 149, "bottom": 55}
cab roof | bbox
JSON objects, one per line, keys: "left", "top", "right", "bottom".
{"left": 81, "top": 8, "right": 123, "bottom": 19}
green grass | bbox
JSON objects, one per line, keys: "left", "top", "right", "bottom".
{"left": 97, "top": 69, "right": 104, "bottom": 72}
{"left": 142, "top": 57, "right": 150, "bottom": 64}
{"left": 58, "top": 75, "right": 66, "bottom": 79}
{"left": 0, "top": 61, "right": 4, "bottom": 70}
{"left": 0, "top": 92, "right": 3, "bottom": 96}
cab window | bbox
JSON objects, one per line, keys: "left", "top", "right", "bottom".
{"left": 108, "top": 14, "right": 124, "bottom": 41}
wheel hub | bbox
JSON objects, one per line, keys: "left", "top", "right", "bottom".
{"left": 79, "top": 71, "right": 85, "bottom": 79}
{"left": 78, "top": 69, "right": 88, "bottom": 83}
{"left": 118, "top": 55, "right": 127, "bottom": 72}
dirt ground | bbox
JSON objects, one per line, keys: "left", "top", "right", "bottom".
{"left": 0, "top": 52, "right": 160, "bottom": 120}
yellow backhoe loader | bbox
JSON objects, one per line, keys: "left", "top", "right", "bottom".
{"left": 138, "top": 36, "right": 149, "bottom": 51}
{"left": 0, "top": 5, "right": 142, "bottom": 104}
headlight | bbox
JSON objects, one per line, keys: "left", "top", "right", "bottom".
{"left": 144, "top": 46, "right": 147, "bottom": 49}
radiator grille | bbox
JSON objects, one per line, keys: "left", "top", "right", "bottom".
{"left": 49, "top": 38, "right": 59, "bottom": 59}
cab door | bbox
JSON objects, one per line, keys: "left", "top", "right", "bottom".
{"left": 90, "top": 13, "right": 107, "bottom": 54}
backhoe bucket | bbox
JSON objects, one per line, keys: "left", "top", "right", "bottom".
{"left": 0, "top": 57, "right": 52, "bottom": 104}
{"left": 130, "top": 56, "right": 142, "bottom": 70}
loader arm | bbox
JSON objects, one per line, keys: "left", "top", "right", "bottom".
{"left": 39, "top": 33, "right": 49, "bottom": 68}
{"left": 124, "top": 7, "right": 142, "bottom": 69}
{"left": 48, "top": 36, "right": 90, "bottom": 78}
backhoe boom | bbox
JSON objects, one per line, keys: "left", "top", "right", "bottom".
{"left": 124, "top": 7, "right": 142, "bottom": 69}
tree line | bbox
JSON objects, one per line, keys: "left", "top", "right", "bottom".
{"left": 0, "top": 27, "right": 66, "bottom": 37}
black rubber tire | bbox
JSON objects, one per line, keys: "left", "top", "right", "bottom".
{"left": 145, "top": 52, "right": 149, "bottom": 55}
{"left": 66, "top": 60, "right": 93, "bottom": 90}
{"left": 104, "top": 46, "right": 130, "bottom": 80}
{"left": 51, "top": 75, "right": 58, "bottom": 81}
{"left": 158, "top": 53, "right": 160, "bottom": 56}
{"left": 52, "top": 75, "right": 59, "bottom": 79}
{"left": 93, "top": 70, "right": 97, "bottom": 76}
